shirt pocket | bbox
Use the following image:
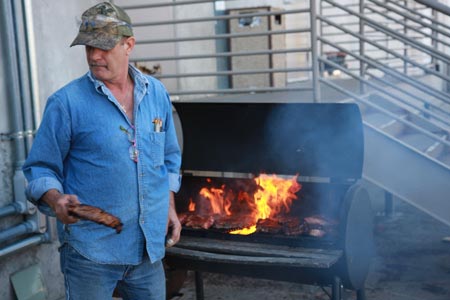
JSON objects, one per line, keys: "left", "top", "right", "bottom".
{"left": 150, "top": 132, "right": 165, "bottom": 167}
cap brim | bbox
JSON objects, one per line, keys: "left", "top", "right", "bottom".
{"left": 70, "top": 31, "right": 122, "bottom": 51}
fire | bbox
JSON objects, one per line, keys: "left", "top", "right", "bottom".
{"left": 195, "top": 174, "right": 302, "bottom": 235}
{"left": 254, "top": 174, "right": 301, "bottom": 220}
{"left": 199, "top": 185, "right": 232, "bottom": 215}
{"left": 229, "top": 225, "right": 256, "bottom": 235}
{"left": 188, "top": 198, "right": 196, "bottom": 212}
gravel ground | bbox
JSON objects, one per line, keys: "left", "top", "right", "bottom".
{"left": 170, "top": 200, "right": 450, "bottom": 300}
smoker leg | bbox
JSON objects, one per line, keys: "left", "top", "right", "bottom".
{"left": 194, "top": 271, "right": 204, "bottom": 300}
{"left": 384, "top": 191, "right": 395, "bottom": 217}
{"left": 331, "top": 276, "right": 342, "bottom": 300}
{"left": 356, "top": 288, "right": 366, "bottom": 300}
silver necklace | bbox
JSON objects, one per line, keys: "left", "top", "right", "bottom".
{"left": 119, "top": 78, "right": 131, "bottom": 113}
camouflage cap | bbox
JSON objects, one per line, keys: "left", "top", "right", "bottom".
{"left": 70, "top": 2, "right": 133, "bottom": 51}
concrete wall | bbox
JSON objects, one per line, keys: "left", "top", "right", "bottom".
{"left": 0, "top": 2, "right": 100, "bottom": 299}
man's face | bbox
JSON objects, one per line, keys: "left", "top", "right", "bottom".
{"left": 85, "top": 37, "right": 134, "bottom": 82}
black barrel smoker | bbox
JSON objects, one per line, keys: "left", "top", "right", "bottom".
{"left": 166, "top": 102, "right": 373, "bottom": 300}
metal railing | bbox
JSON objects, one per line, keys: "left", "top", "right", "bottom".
{"left": 126, "top": 0, "right": 318, "bottom": 100}
{"left": 317, "top": 0, "right": 450, "bottom": 168}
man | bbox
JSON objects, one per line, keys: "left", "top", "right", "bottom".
{"left": 22, "top": 2, "right": 181, "bottom": 299}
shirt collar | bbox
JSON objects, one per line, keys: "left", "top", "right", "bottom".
{"left": 87, "top": 64, "right": 149, "bottom": 94}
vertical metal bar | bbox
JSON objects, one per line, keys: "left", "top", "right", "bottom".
{"left": 23, "top": 0, "right": 41, "bottom": 128}
{"left": 403, "top": 0, "right": 408, "bottom": 75}
{"left": 356, "top": 288, "right": 366, "bottom": 300}
{"left": 319, "top": 0, "right": 323, "bottom": 65}
{"left": 268, "top": 9, "right": 274, "bottom": 88}
{"left": 331, "top": 276, "right": 341, "bottom": 300}
{"left": 359, "top": 0, "right": 366, "bottom": 94}
{"left": 384, "top": 191, "right": 394, "bottom": 217}
{"left": 310, "top": 0, "right": 321, "bottom": 102}
{"left": 195, "top": 271, "right": 205, "bottom": 300}
{"left": 431, "top": 8, "right": 438, "bottom": 70}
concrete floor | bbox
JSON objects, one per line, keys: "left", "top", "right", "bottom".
{"left": 170, "top": 197, "right": 450, "bottom": 300}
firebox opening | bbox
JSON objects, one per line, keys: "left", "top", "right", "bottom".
{"left": 176, "top": 174, "right": 349, "bottom": 243}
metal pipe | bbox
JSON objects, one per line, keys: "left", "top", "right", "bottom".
{"left": 310, "top": 0, "right": 321, "bottom": 103}
{"left": 0, "top": 234, "right": 48, "bottom": 258}
{"left": 414, "top": 0, "right": 450, "bottom": 17}
{"left": 133, "top": 9, "right": 308, "bottom": 27}
{"left": 0, "top": 203, "right": 26, "bottom": 218}
{"left": 0, "top": 0, "right": 26, "bottom": 163}
{"left": 156, "top": 67, "right": 311, "bottom": 79}
{"left": 11, "top": 0, "right": 34, "bottom": 157}
{"left": 359, "top": 0, "right": 366, "bottom": 94}
{"left": 137, "top": 28, "right": 308, "bottom": 45}
{"left": 0, "top": 220, "right": 37, "bottom": 244}
{"left": 122, "top": 0, "right": 240, "bottom": 10}
{"left": 0, "top": 205, "right": 18, "bottom": 218}
{"left": 0, "top": 0, "right": 47, "bottom": 256}
{"left": 23, "top": 0, "right": 41, "bottom": 127}
{"left": 169, "top": 86, "right": 313, "bottom": 96}
{"left": 131, "top": 47, "right": 309, "bottom": 63}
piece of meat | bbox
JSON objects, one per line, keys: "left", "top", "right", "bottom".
{"left": 213, "top": 215, "right": 254, "bottom": 230}
{"left": 67, "top": 204, "right": 123, "bottom": 233}
{"left": 279, "top": 217, "right": 306, "bottom": 236}
{"left": 184, "top": 214, "right": 215, "bottom": 230}
{"left": 256, "top": 218, "right": 281, "bottom": 234}
{"left": 178, "top": 212, "right": 193, "bottom": 225}
{"left": 303, "top": 215, "right": 338, "bottom": 238}
{"left": 304, "top": 215, "right": 337, "bottom": 227}
{"left": 308, "top": 228, "right": 326, "bottom": 238}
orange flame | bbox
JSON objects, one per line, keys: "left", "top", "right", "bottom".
{"left": 199, "top": 185, "right": 232, "bottom": 216}
{"left": 254, "top": 174, "right": 301, "bottom": 220}
{"left": 188, "top": 198, "right": 196, "bottom": 212}
{"left": 229, "top": 225, "right": 257, "bottom": 235}
{"left": 195, "top": 174, "right": 302, "bottom": 235}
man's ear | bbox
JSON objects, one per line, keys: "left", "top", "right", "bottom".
{"left": 124, "top": 36, "right": 136, "bottom": 55}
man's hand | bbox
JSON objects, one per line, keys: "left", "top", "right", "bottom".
{"left": 166, "top": 191, "right": 181, "bottom": 247}
{"left": 41, "top": 189, "right": 81, "bottom": 224}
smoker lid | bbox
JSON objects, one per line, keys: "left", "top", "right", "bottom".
{"left": 173, "top": 102, "right": 364, "bottom": 180}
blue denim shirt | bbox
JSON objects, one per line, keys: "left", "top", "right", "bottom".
{"left": 22, "top": 65, "right": 181, "bottom": 265}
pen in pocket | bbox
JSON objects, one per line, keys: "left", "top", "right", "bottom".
{"left": 152, "top": 118, "right": 162, "bottom": 132}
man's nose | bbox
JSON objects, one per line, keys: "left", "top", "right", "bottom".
{"left": 87, "top": 46, "right": 105, "bottom": 59}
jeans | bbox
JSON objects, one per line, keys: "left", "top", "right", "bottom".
{"left": 60, "top": 244, "right": 166, "bottom": 300}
